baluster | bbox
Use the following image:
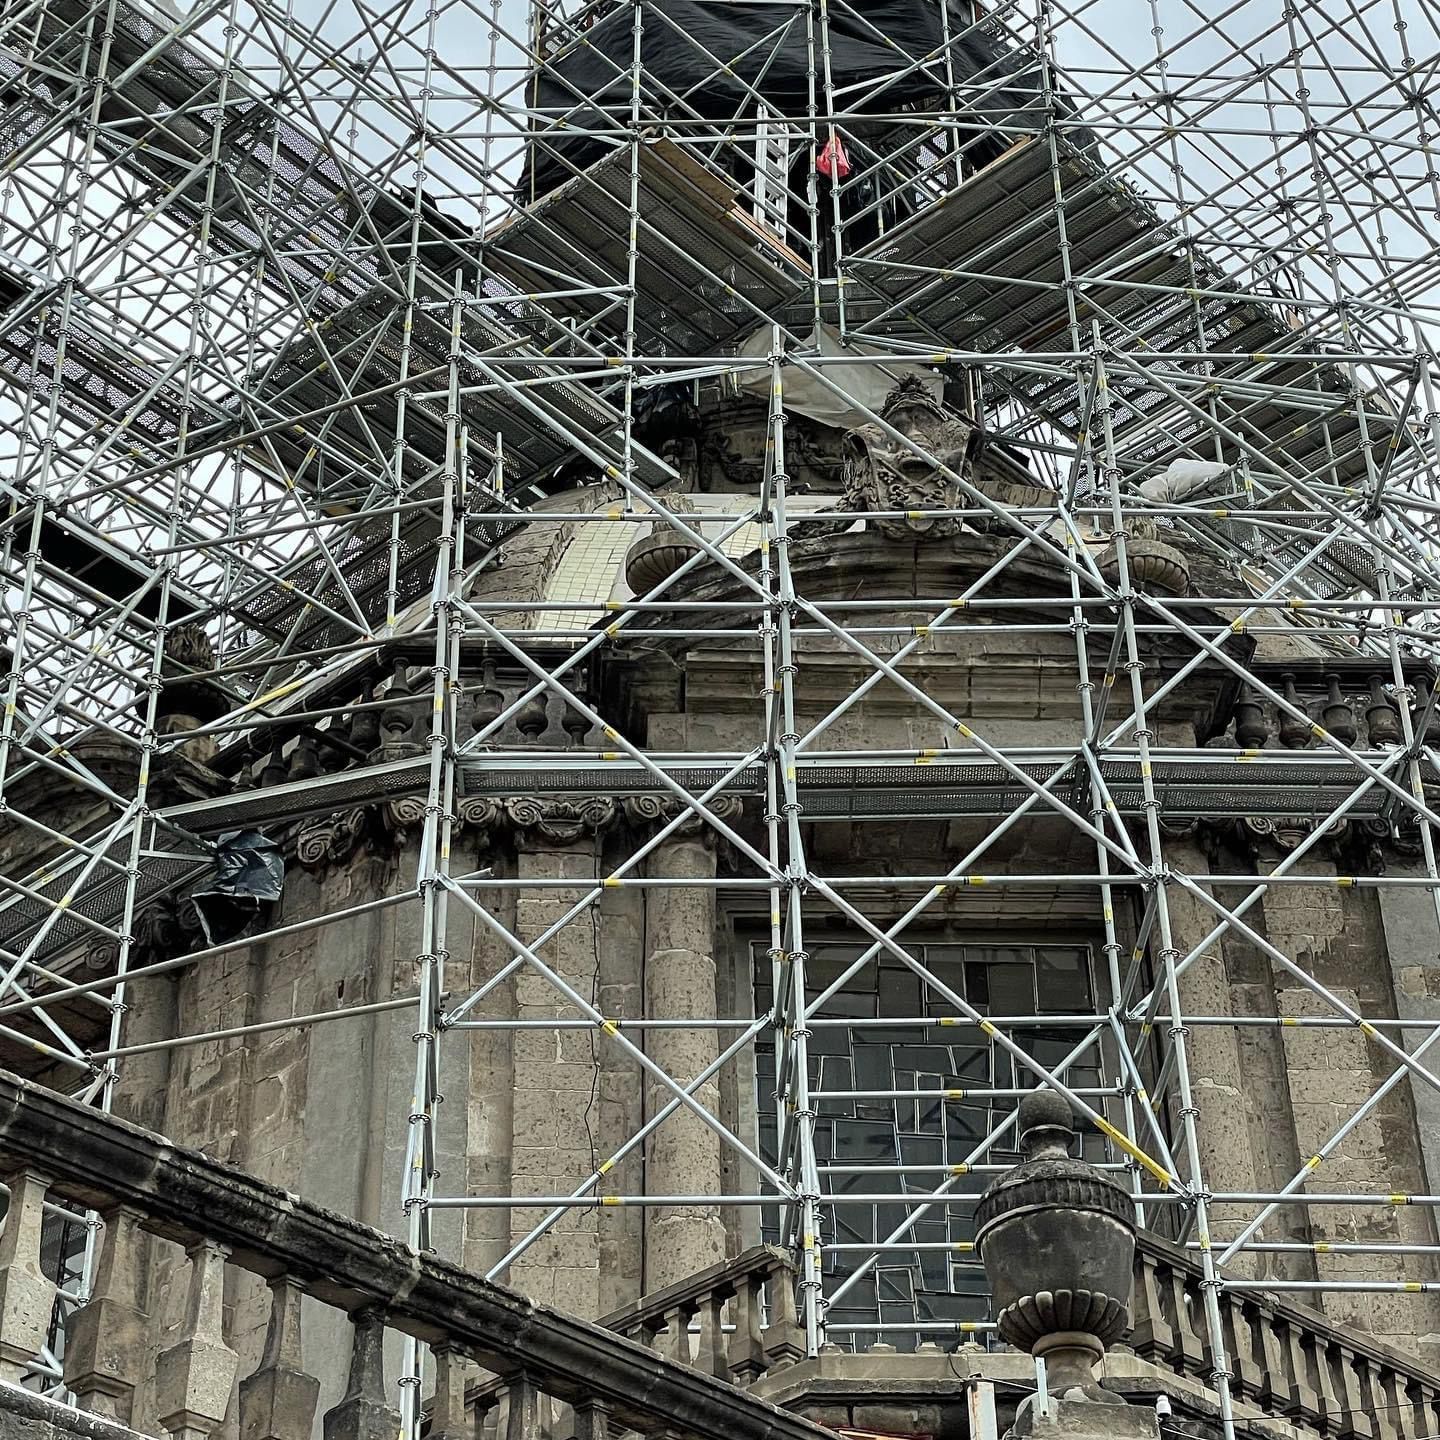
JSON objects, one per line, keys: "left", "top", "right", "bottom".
{"left": 322, "top": 1306, "right": 400, "bottom": 1440}
{"left": 1278, "top": 1317, "right": 1322, "bottom": 1428}
{"left": 430, "top": 1342, "right": 473, "bottom": 1440}
{"left": 155, "top": 1240, "right": 240, "bottom": 1440}
{"left": 0, "top": 1169, "right": 56, "bottom": 1384}
{"left": 1358, "top": 1358, "right": 1396, "bottom": 1440}
{"left": 1255, "top": 1310, "right": 1291, "bottom": 1414}
{"left": 239, "top": 1278, "right": 321, "bottom": 1440}
{"left": 1409, "top": 1376, "right": 1437, "bottom": 1440}
{"left": 1128, "top": 1251, "right": 1174, "bottom": 1363}
{"left": 1336, "top": 1348, "right": 1376, "bottom": 1440}
{"left": 1307, "top": 1333, "right": 1343, "bottom": 1435}
{"left": 573, "top": 1399, "right": 609, "bottom": 1440}
{"left": 1222, "top": 1295, "right": 1262, "bottom": 1404}
{"left": 697, "top": 1287, "right": 728, "bottom": 1380}
{"left": 1168, "top": 1266, "right": 1205, "bottom": 1376}
{"left": 661, "top": 1304, "right": 690, "bottom": 1367}
{"left": 63, "top": 1204, "right": 147, "bottom": 1421}
{"left": 1377, "top": 1369, "right": 1413, "bottom": 1440}
{"left": 760, "top": 1265, "right": 803, "bottom": 1372}
{"left": 728, "top": 1274, "right": 766, "bottom": 1384}
{"left": 502, "top": 1373, "right": 540, "bottom": 1440}
{"left": 473, "top": 1388, "right": 501, "bottom": 1440}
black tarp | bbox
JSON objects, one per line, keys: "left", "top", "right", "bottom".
{"left": 191, "top": 829, "right": 284, "bottom": 944}
{"left": 522, "top": 1, "right": 1074, "bottom": 201}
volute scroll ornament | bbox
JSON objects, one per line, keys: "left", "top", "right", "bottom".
{"left": 295, "top": 798, "right": 428, "bottom": 874}
{"left": 383, "top": 794, "right": 428, "bottom": 837}
{"left": 456, "top": 796, "right": 505, "bottom": 843}
{"left": 295, "top": 809, "right": 370, "bottom": 872}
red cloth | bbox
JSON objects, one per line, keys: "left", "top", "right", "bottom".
{"left": 817, "top": 133, "right": 851, "bottom": 179}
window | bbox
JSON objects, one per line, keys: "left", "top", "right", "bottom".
{"left": 753, "top": 937, "right": 1102, "bottom": 1348}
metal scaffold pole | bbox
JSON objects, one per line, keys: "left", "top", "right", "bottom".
{"left": 6, "top": 0, "right": 1440, "bottom": 1430}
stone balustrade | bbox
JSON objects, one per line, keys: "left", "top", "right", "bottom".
{"left": 598, "top": 1245, "right": 804, "bottom": 1387}
{"left": 1133, "top": 1233, "right": 1440, "bottom": 1440}
{"left": 578, "top": 1232, "right": 1440, "bottom": 1440}
{"left": 0, "top": 1070, "right": 831, "bottom": 1440}
{"left": 0, "top": 1062, "right": 1435, "bottom": 1440}
{"left": 453, "top": 1246, "right": 804, "bottom": 1430}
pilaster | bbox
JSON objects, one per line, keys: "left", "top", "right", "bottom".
{"left": 506, "top": 796, "right": 618, "bottom": 1318}
{"left": 625, "top": 798, "right": 739, "bottom": 1290}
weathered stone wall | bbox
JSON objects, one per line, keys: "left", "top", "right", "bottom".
{"left": 1256, "top": 851, "right": 1440, "bottom": 1355}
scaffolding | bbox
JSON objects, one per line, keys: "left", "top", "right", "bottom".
{"left": 3, "top": 0, "right": 1440, "bottom": 1435}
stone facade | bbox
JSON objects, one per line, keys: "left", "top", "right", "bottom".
{"left": 5, "top": 482, "right": 1440, "bottom": 1431}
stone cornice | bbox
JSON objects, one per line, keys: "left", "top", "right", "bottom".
{"left": 293, "top": 794, "right": 756, "bottom": 874}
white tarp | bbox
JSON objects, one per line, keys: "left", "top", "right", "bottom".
{"left": 1137, "top": 458, "right": 1232, "bottom": 502}
{"left": 734, "top": 323, "right": 944, "bottom": 428}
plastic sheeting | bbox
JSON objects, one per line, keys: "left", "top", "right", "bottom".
{"left": 734, "top": 322, "right": 942, "bottom": 427}
{"left": 523, "top": 1, "right": 1071, "bottom": 200}
{"left": 1137, "top": 459, "right": 1232, "bottom": 503}
{"left": 191, "top": 829, "right": 284, "bottom": 945}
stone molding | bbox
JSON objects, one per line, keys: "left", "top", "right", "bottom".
{"left": 1185, "top": 812, "right": 1412, "bottom": 873}
{"left": 289, "top": 792, "right": 753, "bottom": 877}
{"left": 294, "top": 794, "right": 480, "bottom": 874}
{"left": 83, "top": 894, "right": 206, "bottom": 975}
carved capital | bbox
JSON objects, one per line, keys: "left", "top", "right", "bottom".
{"left": 295, "top": 809, "right": 371, "bottom": 873}
{"left": 1354, "top": 815, "right": 1391, "bottom": 876}
{"left": 621, "top": 794, "right": 743, "bottom": 843}
{"left": 504, "top": 796, "right": 616, "bottom": 847}
{"left": 84, "top": 939, "right": 122, "bottom": 974}
{"left": 1155, "top": 816, "right": 1200, "bottom": 841}
{"left": 382, "top": 795, "right": 428, "bottom": 838}
{"left": 295, "top": 797, "right": 431, "bottom": 874}
{"left": 130, "top": 897, "right": 205, "bottom": 966}
{"left": 1393, "top": 816, "right": 1427, "bottom": 858}
{"left": 1239, "top": 813, "right": 1350, "bottom": 859}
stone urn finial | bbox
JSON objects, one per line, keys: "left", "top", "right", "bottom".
{"left": 143, "top": 622, "right": 227, "bottom": 765}
{"left": 974, "top": 1090, "right": 1136, "bottom": 1408}
{"left": 625, "top": 494, "right": 704, "bottom": 597}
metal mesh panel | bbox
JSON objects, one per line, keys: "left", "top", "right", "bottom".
{"left": 0, "top": 830, "right": 206, "bottom": 965}
{"left": 164, "top": 753, "right": 433, "bottom": 833}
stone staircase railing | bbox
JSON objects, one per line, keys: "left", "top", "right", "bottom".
{"left": 1, "top": 1058, "right": 1435, "bottom": 1440}
{"left": 0, "top": 1070, "right": 833, "bottom": 1440}
{"left": 555, "top": 1231, "right": 1440, "bottom": 1440}
{"left": 1133, "top": 1233, "right": 1440, "bottom": 1440}
{"left": 454, "top": 1246, "right": 804, "bottom": 1422}
{"left": 597, "top": 1245, "right": 804, "bottom": 1386}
